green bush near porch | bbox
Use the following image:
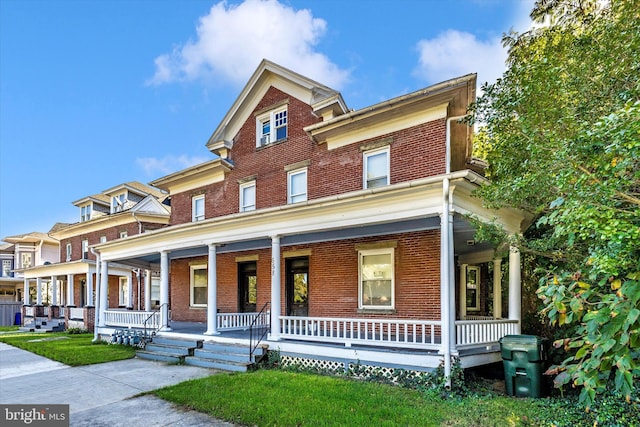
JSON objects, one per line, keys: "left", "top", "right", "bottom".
{"left": 0, "top": 332, "right": 136, "bottom": 366}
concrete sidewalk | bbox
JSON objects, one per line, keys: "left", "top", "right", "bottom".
{"left": 0, "top": 342, "right": 237, "bottom": 426}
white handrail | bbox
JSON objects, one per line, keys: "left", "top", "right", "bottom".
{"left": 280, "top": 316, "right": 442, "bottom": 350}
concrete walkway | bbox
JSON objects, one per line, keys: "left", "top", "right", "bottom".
{"left": 0, "top": 342, "right": 237, "bottom": 426}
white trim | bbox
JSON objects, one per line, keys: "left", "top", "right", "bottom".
{"left": 256, "top": 105, "right": 287, "bottom": 147}
{"left": 118, "top": 276, "right": 129, "bottom": 307}
{"left": 287, "top": 168, "right": 308, "bottom": 204}
{"left": 358, "top": 248, "right": 395, "bottom": 310}
{"left": 465, "top": 266, "right": 481, "bottom": 312}
{"left": 363, "top": 146, "right": 390, "bottom": 189}
{"left": 190, "top": 264, "right": 207, "bottom": 307}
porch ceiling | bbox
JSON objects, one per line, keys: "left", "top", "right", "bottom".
{"left": 112, "top": 215, "right": 493, "bottom": 269}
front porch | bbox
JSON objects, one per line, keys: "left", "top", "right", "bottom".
{"left": 100, "top": 310, "right": 517, "bottom": 370}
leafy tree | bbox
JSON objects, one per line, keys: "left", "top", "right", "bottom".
{"left": 470, "top": 0, "right": 640, "bottom": 407}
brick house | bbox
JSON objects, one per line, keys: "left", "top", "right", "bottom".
{"left": 93, "top": 60, "right": 530, "bottom": 377}
{"left": 18, "top": 182, "right": 170, "bottom": 331}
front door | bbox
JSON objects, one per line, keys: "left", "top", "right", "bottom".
{"left": 286, "top": 257, "right": 308, "bottom": 316}
{"left": 238, "top": 261, "right": 257, "bottom": 313}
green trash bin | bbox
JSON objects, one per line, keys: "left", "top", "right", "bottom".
{"left": 499, "top": 334, "right": 548, "bottom": 398}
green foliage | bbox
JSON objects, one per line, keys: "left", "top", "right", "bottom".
{"left": 65, "top": 327, "right": 89, "bottom": 334}
{"left": 469, "top": 0, "right": 640, "bottom": 407}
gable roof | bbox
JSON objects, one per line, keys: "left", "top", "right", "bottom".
{"left": 130, "top": 194, "right": 171, "bottom": 215}
{"left": 3, "top": 231, "right": 58, "bottom": 245}
{"left": 206, "top": 59, "right": 348, "bottom": 157}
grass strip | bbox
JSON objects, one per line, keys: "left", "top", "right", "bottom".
{"left": 0, "top": 332, "right": 136, "bottom": 366}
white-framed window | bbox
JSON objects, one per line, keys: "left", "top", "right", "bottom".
{"left": 190, "top": 265, "right": 207, "bottom": 307}
{"left": 192, "top": 195, "right": 205, "bottom": 222}
{"left": 2, "top": 260, "right": 12, "bottom": 277}
{"left": 256, "top": 107, "right": 287, "bottom": 147}
{"left": 363, "top": 147, "right": 390, "bottom": 189}
{"left": 112, "top": 193, "right": 126, "bottom": 213}
{"left": 119, "top": 231, "right": 128, "bottom": 239}
{"left": 118, "top": 277, "right": 129, "bottom": 306}
{"left": 287, "top": 168, "right": 307, "bottom": 204}
{"left": 81, "top": 239, "right": 89, "bottom": 259}
{"left": 466, "top": 266, "right": 481, "bottom": 312}
{"left": 100, "top": 235, "right": 107, "bottom": 243}
{"left": 239, "top": 181, "right": 256, "bottom": 212}
{"left": 80, "top": 204, "right": 92, "bottom": 222}
{"left": 66, "top": 243, "right": 72, "bottom": 261}
{"left": 358, "top": 248, "right": 394, "bottom": 309}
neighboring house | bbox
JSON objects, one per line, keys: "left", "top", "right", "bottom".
{"left": 92, "top": 60, "right": 531, "bottom": 378}
{"left": 18, "top": 182, "right": 170, "bottom": 330}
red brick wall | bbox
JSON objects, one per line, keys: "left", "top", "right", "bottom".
{"left": 168, "top": 230, "right": 441, "bottom": 321}
{"left": 169, "top": 86, "right": 447, "bottom": 226}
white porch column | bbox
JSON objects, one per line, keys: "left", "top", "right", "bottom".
{"left": 144, "top": 269, "right": 152, "bottom": 312}
{"left": 36, "top": 278, "right": 42, "bottom": 305}
{"left": 23, "top": 278, "right": 30, "bottom": 305}
{"left": 508, "top": 245, "right": 521, "bottom": 333}
{"left": 205, "top": 244, "right": 219, "bottom": 335}
{"left": 127, "top": 271, "right": 134, "bottom": 309}
{"left": 269, "top": 235, "right": 281, "bottom": 341}
{"left": 459, "top": 263, "right": 467, "bottom": 320}
{"left": 493, "top": 258, "right": 502, "bottom": 319}
{"left": 99, "top": 261, "right": 108, "bottom": 326}
{"left": 86, "top": 270, "right": 94, "bottom": 306}
{"left": 160, "top": 250, "right": 171, "bottom": 331}
{"left": 51, "top": 276, "right": 58, "bottom": 306}
{"left": 67, "top": 274, "right": 75, "bottom": 306}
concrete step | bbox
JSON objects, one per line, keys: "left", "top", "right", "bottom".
{"left": 202, "top": 341, "right": 267, "bottom": 358}
{"left": 145, "top": 342, "right": 192, "bottom": 356}
{"left": 193, "top": 348, "right": 249, "bottom": 364}
{"left": 184, "top": 356, "right": 250, "bottom": 372}
{"left": 136, "top": 350, "right": 183, "bottom": 364}
{"left": 153, "top": 336, "right": 202, "bottom": 349}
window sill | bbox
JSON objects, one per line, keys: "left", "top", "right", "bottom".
{"left": 256, "top": 137, "right": 288, "bottom": 150}
{"left": 357, "top": 308, "right": 396, "bottom": 315}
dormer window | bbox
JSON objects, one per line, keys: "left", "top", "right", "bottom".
{"left": 112, "top": 193, "right": 126, "bottom": 213}
{"left": 80, "top": 204, "right": 92, "bottom": 222}
{"left": 256, "top": 106, "right": 287, "bottom": 147}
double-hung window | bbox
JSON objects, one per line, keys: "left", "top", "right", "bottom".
{"left": 359, "top": 248, "right": 394, "bottom": 309}
{"left": 1, "top": 260, "right": 11, "bottom": 277}
{"left": 240, "top": 181, "right": 256, "bottom": 212}
{"left": 256, "top": 106, "right": 287, "bottom": 147}
{"left": 192, "top": 195, "right": 205, "bottom": 222}
{"left": 66, "top": 243, "right": 72, "bottom": 262}
{"left": 363, "top": 147, "right": 390, "bottom": 189}
{"left": 81, "top": 239, "right": 89, "bottom": 259}
{"left": 81, "top": 205, "right": 92, "bottom": 222}
{"left": 190, "top": 265, "right": 207, "bottom": 307}
{"left": 118, "top": 277, "right": 129, "bottom": 307}
{"left": 287, "top": 168, "right": 307, "bottom": 204}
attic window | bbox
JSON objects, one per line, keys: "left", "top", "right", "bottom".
{"left": 256, "top": 106, "right": 287, "bottom": 147}
{"left": 111, "top": 193, "right": 126, "bottom": 213}
{"left": 80, "top": 204, "right": 92, "bottom": 222}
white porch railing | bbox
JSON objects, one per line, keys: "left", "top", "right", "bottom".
{"left": 25, "top": 307, "right": 34, "bottom": 317}
{"left": 104, "top": 310, "right": 160, "bottom": 328}
{"left": 280, "top": 316, "right": 442, "bottom": 350}
{"left": 455, "top": 319, "right": 519, "bottom": 348}
{"left": 463, "top": 315, "right": 495, "bottom": 321}
{"left": 58, "top": 307, "right": 66, "bottom": 318}
{"left": 217, "top": 311, "right": 269, "bottom": 331}
{"left": 69, "top": 307, "right": 84, "bottom": 320}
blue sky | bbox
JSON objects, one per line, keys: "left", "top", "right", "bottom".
{"left": 0, "top": 0, "right": 533, "bottom": 239}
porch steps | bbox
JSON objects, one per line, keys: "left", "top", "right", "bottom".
{"left": 184, "top": 341, "right": 267, "bottom": 372}
{"left": 136, "top": 336, "right": 202, "bottom": 364}
{"left": 19, "top": 319, "right": 65, "bottom": 333}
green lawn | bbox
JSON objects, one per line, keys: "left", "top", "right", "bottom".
{"left": 153, "top": 370, "right": 638, "bottom": 427}
{"left": 0, "top": 331, "right": 136, "bottom": 365}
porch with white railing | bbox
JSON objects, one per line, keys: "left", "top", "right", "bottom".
{"left": 69, "top": 307, "right": 84, "bottom": 320}
{"left": 278, "top": 316, "right": 519, "bottom": 351}
{"left": 279, "top": 316, "right": 442, "bottom": 350}
{"left": 455, "top": 319, "right": 519, "bottom": 348}
{"left": 217, "top": 311, "right": 270, "bottom": 331}
{"left": 103, "top": 310, "right": 161, "bottom": 329}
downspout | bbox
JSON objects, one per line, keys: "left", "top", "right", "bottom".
{"left": 442, "top": 114, "right": 467, "bottom": 385}
{"left": 91, "top": 248, "right": 101, "bottom": 343}
{"left": 132, "top": 212, "right": 143, "bottom": 234}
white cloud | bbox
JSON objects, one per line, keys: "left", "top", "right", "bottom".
{"left": 414, "top": 30, "right": 507, "bottom": 88}
{"left": 147, "top": 0, "right": 349, "bottom": 89}
{"left": 136, "top": 154, "right": 211, "bottom": 177}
